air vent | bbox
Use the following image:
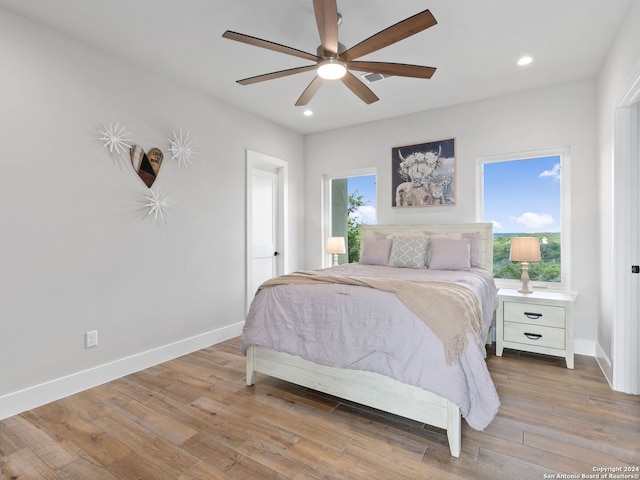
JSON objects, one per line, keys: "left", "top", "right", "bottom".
{"left": 361, "top": 72, "right": 393, "bottom": 83}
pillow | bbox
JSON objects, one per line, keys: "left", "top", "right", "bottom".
{"left": 424, "top": 231, "right": 481, "bottom": 267}
{"left": 423, "top": 232, "right": 461, "bottom": 267}
{"left": 461, "top": 232, "right": 481, "bottom": 267}
{"left": 428, "top": 237, "right": 471, "bottom": 271}
{"left": 388, "top": 237, "right": 429, "bottom": 269}
{"left": 359, "top": 238, "right": 393, "bottom": 265}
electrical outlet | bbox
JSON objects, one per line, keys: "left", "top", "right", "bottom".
{"left": 85, "top": 330, "right": 98, "bottom": 348}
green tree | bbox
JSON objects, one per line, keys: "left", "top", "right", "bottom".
{"left": 495, "top": 263, "right": 522, "bottom": 279}
{"left": 347, "top": 191, "right": 367, "bottom": 263}
{"left": 493, "top": 233, "right": 561, "bottom": 283}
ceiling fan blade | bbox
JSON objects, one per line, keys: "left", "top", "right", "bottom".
{"left": 223, "top": 30, "right": 320, "bottom": 62}
{"left": 295, "top": 76, "right": 324, "bottom": 106}
{"left": 341, "top": 71, "right": 379, "bottom": 104}
{"left": 347, "top": 61, "right": 436, "bottom": 79}
{"left": 237, "top": 65, "right": 318, "bottom": 85}
{"left": 342, "top": 10, "right": 437, "bottom": 61}
{"left": 313, "top": 0, "right": 339, "bottom": 56}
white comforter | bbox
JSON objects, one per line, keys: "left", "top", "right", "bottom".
{"left": 242, "top": 264, "right": 500, "bottom": 430}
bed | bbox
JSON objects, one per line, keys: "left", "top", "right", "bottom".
{"left": 242, "top": 223, "right": 500, "bottom": 457}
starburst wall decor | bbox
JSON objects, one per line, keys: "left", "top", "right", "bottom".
{"left": 98, "top": 122, "right": 198, "bottom": 223}
{"left": 99, "top": 122, "right": 132, "bottom": 156}
{"left": 144, "top": 187, "right": 168, "bottom": 223}
{"left": 168, "top": 129, "right": 198, "bottom": 168}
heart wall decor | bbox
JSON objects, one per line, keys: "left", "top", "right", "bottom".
{"left": 130, "top": 145, "right": 163, "bottom": 188}
{"left": 98, "top": 123, "right": 196, "bottom": 194}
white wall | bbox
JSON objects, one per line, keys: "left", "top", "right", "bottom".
{"left": 305, "top": 80, "right": 599, "bottom": 353}
{"left": 0, "top": 10, "right": 304, "bottom": 418}
{"left": 596, "top": 0, "right": 640, "bottom": 386}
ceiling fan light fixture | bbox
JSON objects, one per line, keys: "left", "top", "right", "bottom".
{"left": 517, "top": 55, "right": 534, "bottom": 66}
{"left": 317, "top": 58, "right": 347, "bottom": 80}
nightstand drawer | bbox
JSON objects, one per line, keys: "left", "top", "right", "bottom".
{"left": 503, "top": 301, "right": 565, "bottom": 328}
{"left": 504, "top": 322, "right": 565, "bottom": 349}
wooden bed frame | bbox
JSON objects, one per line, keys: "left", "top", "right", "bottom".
{"left": 246, "top": 223, "right": 494, "bottom": 458}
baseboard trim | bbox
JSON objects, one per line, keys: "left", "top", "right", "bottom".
{"left": 595, "top": 341, "right": 614, "bottom": 389}
{"left": 0, "top": 322, "right": 244, "bottom": 421}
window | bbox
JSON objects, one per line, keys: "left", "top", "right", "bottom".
{"left": 478, "top": 148, "right": 570, "bottom": 287}
{"left": 324, "top": 170, "right": 376, "bottom": 265}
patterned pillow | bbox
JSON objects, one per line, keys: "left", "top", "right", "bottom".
{"left": 388, "top": 237, "right": 430, "bottom": 269}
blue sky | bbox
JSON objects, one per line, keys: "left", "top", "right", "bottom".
{"left": 348, "top": 175, "right": 377, "bottom": 224}
{"left": 483, "top": 156, "right": 561, "bottom": 233}
{"left": 344, "top": 157, "right": 560, "bottom": 232}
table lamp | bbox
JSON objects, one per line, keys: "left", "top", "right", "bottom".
{"left": 326, "top": 236, "right": 346, "bottom": 266}
{"left": 509, "top": 237, "right": 541, "bottom": 294}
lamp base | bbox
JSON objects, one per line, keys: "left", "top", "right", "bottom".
{"left": 518, "top": 262, "right": 533, "bottom": 294}
{"left": 332, "top": 254, "right": 339, "bottom": 267}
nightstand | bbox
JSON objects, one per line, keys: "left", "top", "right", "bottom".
{"left": 496, "top": 288, "right": 577, "bottom": 369}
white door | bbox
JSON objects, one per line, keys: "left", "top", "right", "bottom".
{"left": 613, "top": 97, "right": 640, "bottom": 394}
{"left": 246, "top": 150, "right": 287, "bottom": 312}
{"left": 251, "top": 166, "right": 279, "bottom": 292}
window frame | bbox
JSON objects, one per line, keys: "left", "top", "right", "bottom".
{"left": 476, "top": 147, "right": 572, "bottom": 290}
{"left": 322, "top": 168, "right": 377, "bottom": 268}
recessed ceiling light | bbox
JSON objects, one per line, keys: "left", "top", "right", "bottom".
{"left": 303, "top": 109, "right": 313, "bottom": 117}
{"left": 517, "top": 56, "right": 533, "bottom": 66}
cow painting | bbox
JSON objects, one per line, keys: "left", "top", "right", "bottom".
{"left": 395, "top": 182, "right": 430, "bottom": 207}
{"left": 398, "top": 145, "right": 442, "bottom": 187}
{"left": 392, "top": 139, "right": 455, "bottom": 207}
{"left": 427, "top": 176, "right": 451, "bottom": 205}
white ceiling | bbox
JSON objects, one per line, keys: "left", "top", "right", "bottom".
{"left": 0, "top": 0, "right": 631, "bottom": 134}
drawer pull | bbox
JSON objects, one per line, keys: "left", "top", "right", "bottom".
{"left": 524, "top": 312, "right": 543, "bottom": 319}
{"left": 524, "top": 332, "right": 542, "bottom": 340}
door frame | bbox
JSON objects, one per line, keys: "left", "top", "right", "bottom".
{"left": 611, "top": 64, "right": 640, "bottom": 394}
{"left": 246, "top": 150, "right": 288, "bottom": 312}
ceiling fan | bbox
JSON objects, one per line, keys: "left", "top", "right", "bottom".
{"left": 222, "top": 0, "right": 437, "bottom": 106}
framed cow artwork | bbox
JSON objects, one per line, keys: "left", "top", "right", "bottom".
{"left": 391, "top": 138, "right": 456, "bottom": 207}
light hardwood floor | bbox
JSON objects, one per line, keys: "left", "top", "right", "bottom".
{"left": 1, "top": 337, "right": 639, "bottom": 479}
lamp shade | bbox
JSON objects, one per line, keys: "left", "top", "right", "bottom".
{"left": 326, "top": 236, "right": 346, "bottom": 255}
{"left": 509, "top": 237, "right": 541, "bottom": 262}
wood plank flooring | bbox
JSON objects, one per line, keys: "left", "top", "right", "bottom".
{"left": 1, "top": 338, "right": 639, "bottom": 479}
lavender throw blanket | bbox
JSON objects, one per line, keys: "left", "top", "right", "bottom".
{"left": 243, "top": 264, "right": 500, "bottom": 430}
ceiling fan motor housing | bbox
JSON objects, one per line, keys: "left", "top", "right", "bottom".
{"left": 316, "top": 42, "right": 347, "bottom": 59}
